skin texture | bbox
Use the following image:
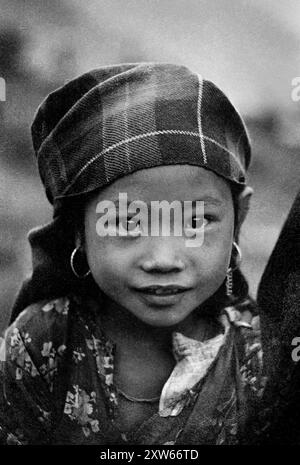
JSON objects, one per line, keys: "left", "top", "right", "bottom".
{"left": 84, "top": 165, "right": 235, "bottom": 331}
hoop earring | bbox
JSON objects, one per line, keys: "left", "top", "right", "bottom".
{"left": 70, "top": 246, "right": 91, "bottom": 279}
{"left": 231, "top": 241, "right": 242, "bottom": 270}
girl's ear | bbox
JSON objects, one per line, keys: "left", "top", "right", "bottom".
{"left": 235, "top": 186, "right": 253, "bottom": 238}
{"left": 74, "top": 226, "right": 85, "bottom": 248}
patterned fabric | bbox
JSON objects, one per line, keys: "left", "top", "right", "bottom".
{"left": 159, "top": 308, "right": 255, "bottom": 418}
{"left": 159, "top": 314, "right": 229, "bottom": 417}
{"left": 0, "top": 294, "right": 264, "bottom": 445}
{"left": 31, "top": 63, "right": 251, "bottom": 214}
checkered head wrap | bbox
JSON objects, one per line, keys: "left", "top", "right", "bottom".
{"left": 32, "top": 62, "right": 251, "bottom": 215}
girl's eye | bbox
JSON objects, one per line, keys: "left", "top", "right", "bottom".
{"left": 118, "top": 217, "right": 143, "bottom": 236}
{"left": 185, "top": 216, "right": 209, "bottom": 230}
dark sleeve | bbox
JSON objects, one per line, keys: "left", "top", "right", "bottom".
{"left": 255, "top": 191, "right": 300, "bottom": 444}
{"left": 0, "top": 298, "right": 69, "bottom": 444}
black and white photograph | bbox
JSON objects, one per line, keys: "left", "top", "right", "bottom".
{"left": 0, "top": 0, "right": 299, "bottom": 452}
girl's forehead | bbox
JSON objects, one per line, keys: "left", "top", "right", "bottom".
{"left": 92, "top": 165, "right": 232, "bottom": 203}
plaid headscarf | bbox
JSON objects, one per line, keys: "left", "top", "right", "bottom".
{"left": 32, "top": 62, "right": 251, "bottom": 215}
{"left": 11, "top": 62, "right": 253, "bottom": 321}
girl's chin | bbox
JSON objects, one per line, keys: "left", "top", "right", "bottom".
{"left": 128, "top": 304, "right": 198, "bottom": 328}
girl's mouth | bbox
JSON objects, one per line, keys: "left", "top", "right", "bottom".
{"left": 137, "top": 284, "right": 190, "bottom": 295}
{"left": 134, "top": 285, "right": 192, "bottom": 306}
{"left": 136, "top": 285, "right": 189, "bottom": 296}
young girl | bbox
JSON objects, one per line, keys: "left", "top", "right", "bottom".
{"left": 0, "top": 63, "right": 263, "bottom": 445}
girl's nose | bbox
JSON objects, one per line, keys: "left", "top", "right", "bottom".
{"left": 140, "top": 237, "right": 186, "bottom": 273}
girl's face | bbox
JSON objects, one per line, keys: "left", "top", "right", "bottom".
{"left": 84, "top": 165, "right": 235, "bottom": 327}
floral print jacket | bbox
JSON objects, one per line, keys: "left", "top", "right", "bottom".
{"left": 0, "top": 293, "right": 264, "bottom": 445}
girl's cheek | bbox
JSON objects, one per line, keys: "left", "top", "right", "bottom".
{"left": 188, "top": 235, "right": 232, "bottom": 271}
{"left": 196, "top": 223, "right": 232, "bottom": 248}
{"left": 202, "top": 223, "right": 234, "bottom": 255}
{"left": 90, "top": 239, "right": 133, "bottom": 269}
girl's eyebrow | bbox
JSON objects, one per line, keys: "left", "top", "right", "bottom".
{"left": 194, "top": 196, "right": 224, "bottom": 206}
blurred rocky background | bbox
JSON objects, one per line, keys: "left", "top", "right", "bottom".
{"left": 0, "top": 0, "right": 300, "bottom": 332}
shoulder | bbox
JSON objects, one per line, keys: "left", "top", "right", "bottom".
{"left": 0, "top": 296, "right": 73, "bottom": 444}
{"left": 227, "top": 306, "right": 262, "bottom": 359}
{"left": 2, "top": 296, "right": 71, "bottom": 378}
{"left": 235, "top": 314, "right": 266, "bottom": 399}
{"left": 6, "top": 295, "right": 70, "bottom": 342}
{"left": 225, "top": 306, "right": 265, "bottom": 391}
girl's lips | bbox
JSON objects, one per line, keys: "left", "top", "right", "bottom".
{"left": 133, "top": 286, "right": 191, "bottom": 307}
{"left": 135, "top": 285, "right": 191, "bottom": 295}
